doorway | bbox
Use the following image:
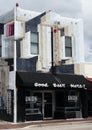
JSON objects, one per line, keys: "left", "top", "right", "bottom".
{"left": 43, "top": 92, "right": 53, "bottom": 119}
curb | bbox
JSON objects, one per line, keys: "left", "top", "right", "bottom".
{"left": 0, "top": 118, "right": 92, "bottom": 129}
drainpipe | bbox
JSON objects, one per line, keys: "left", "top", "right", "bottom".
{"left": 13, "top": 4, "right": 18, "bottom": 123}
{"left": 14, "top": 40, "right": 17, "bottom": 123}
{"left": 51, "top": 28, "right": 54, "bottom": 74}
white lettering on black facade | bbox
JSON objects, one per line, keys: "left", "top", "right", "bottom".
{"left": 70, "top": 84, "right": 86, "bottom": 89}
{"left": 34, "top": 83, "right": 86, "bottom": 89}
{"left": 34, "top": 83, "right": 49, "bottom": 87}
{"left": 53, "top": 83, "right": 65, "bottom": 88}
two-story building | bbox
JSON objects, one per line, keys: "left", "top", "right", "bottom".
{"left": 0, "top": 4, "right": 92, "bottom": 122}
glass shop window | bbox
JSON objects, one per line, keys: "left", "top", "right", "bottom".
{"left": 55, "top": 91, "right": 65, "bottom": 108}
{"left": 25, "top": 91, "right": 42, "bottom": 115}
{"left": 67, "top": 90, "right": 80, "bottom": 108}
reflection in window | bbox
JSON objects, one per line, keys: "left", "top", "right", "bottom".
{"left": 60, "top": 28, "right": 64, "bottom": 36}
{"left": 67, "top": 90, "right": 80, "bottom": 108}
{"left": 25, "top": 91, "right": 42, "bottom": 115}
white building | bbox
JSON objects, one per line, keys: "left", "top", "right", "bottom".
{"left": 0, "top": 4, "right": 92, "bottom": 123}
{"left": 0, "top": 4, "right": 91, "bottom": 77}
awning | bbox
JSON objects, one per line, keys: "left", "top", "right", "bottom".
{"left": 86, "top": 78, "right": 92, "bottom": 82}
{"left": 16, "top": 72, "right": 91, "bottom": 89}
{"left": 86, "top": 78, "right": 92, "bottom": 90}
{"left": 55, "top": 73, "right": 92, "bottom": 89}
{"left": 16, "top": 71, "right": 59, "bottom": 88}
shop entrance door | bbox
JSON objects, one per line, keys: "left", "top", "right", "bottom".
{"left": 43, "top": 92, "right": 53, "bottom": 119}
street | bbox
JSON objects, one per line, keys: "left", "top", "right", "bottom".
{"left": 6, "top": 121, "right": 92, "bottom": 130}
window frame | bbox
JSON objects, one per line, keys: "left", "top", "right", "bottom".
{"left": 65, "top": 36, "right": 72, "bottom": 57}
{"left": 30, "top": 31, "right": 39, "bottom": 55}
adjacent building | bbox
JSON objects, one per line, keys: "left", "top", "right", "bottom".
{"left": 0, "top": 4, "right": 92, "bottom": 122}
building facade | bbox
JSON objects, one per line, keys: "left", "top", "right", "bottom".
{"left": 0, "top": 4, "right": 92, "bottom": 122}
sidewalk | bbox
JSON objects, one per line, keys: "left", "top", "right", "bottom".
{"left": 0, "top": 117, "right": 92, "bottom": 129}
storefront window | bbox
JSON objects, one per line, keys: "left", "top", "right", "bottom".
{"left": 55, "top": 90, "right": 80, "bottom": 110}
{"left": 55, "top": 91, "right": 65, "bottom": 108}
{"left": 67, "top": 90, "right": 80, "bottom": 109}
{"left": 25, "top": 91, "right": 42, "bottom": 115}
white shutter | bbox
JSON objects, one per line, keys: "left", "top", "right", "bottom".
{"left": 21, "top": 31, "right": 31, "bottom": 58}
{"left": 15, "top": 21, "right": 25, "bottom": 40}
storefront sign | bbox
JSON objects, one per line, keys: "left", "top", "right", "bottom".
{"left": 70, "top": 84, "right": 86, "bottom": 89}
{"left": 53, "top": 83, "right": 65, "bottom": 88}
{"left": 34, "top": 83, "right": 49, "bottom": 87}
{"left": 34, "top": 83, "right": 86, "bottom": 89}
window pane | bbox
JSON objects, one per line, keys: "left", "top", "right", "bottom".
{"left": 67, "top": 90, "right": 80, "bottom": 108}
{"left": 65, "top": 47, "right": 72, "bottom": 57}
{"left": 25, "top": 91, "right": 42, "bottom": 115}
{"left": 31, "top": 32, "right": 38, "bottom": 43}
{"left": 31, "top": 32, "right": 39, "bottom": 54}
{"left": 60, "top": 28, "right": 64, "bottom": 36}
{"left": 31, "top": 43, "right": 38, "bottom": 54}
{"left": 65, "top": 36, "right": 72, "bottom": 57}
{"left": 65, "top": 36, "right": 72, "bottom": 47}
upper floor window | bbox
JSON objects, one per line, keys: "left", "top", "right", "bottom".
{"left": 31, "top": 32, "right": 39, "bottom": 54}
{"left": 5, "top": 22, "right": 14, "bottom": 37}
{"left": 0, "top": 23, "right": 4, "bottom": 34}
{"left": 60, "top": 28, "right": 64, "bottom": 36}
{"left": 65, "top": 36, "right": 72, "bottom": 57}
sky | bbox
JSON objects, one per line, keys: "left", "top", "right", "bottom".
{"left": 0, "top": 0, "right": 92, "bottom": 62}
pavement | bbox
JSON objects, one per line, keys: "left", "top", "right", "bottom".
{"left": 0, "top": 117, "right": 92, "bottom": 129}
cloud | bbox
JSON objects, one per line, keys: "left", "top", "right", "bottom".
{"left": 18, "top": 0, "right": 82, "bottom": 18}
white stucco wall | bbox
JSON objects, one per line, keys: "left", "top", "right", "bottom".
{"left": 38, "top": 11, "right": 85, "bottom": 70}
{"left": 72, "top": 20, "right": 85, "bottom": 63}
{"left": 84, "top": 63, "right": 92, "bottom": 78}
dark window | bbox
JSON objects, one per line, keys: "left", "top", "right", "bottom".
{"left": 0, "top": 23, "right": 4, "bottom": 34}
{"left": 25, "top": 91, "right": 42, "bottom": 115}
{"left": 67, "top": 90, "right": 80, "bottom": 108}
{"left": 60, "top": 28, "right": 64, "bottom": 36}
{"left": 65, "top": 36, "right": 72, "bottom": 57}
{"left": 55, "top": 91, "right": 65, "bottom": 108}
{"left": 31, "top": 32, "right": 39, "bottom": 54}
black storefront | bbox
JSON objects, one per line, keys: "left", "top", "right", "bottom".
{"left": 86, "top": 78, "right": 92, "bottom": 117}
{"left": 16, "top": 72, "right": 91, "bottom": 122}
